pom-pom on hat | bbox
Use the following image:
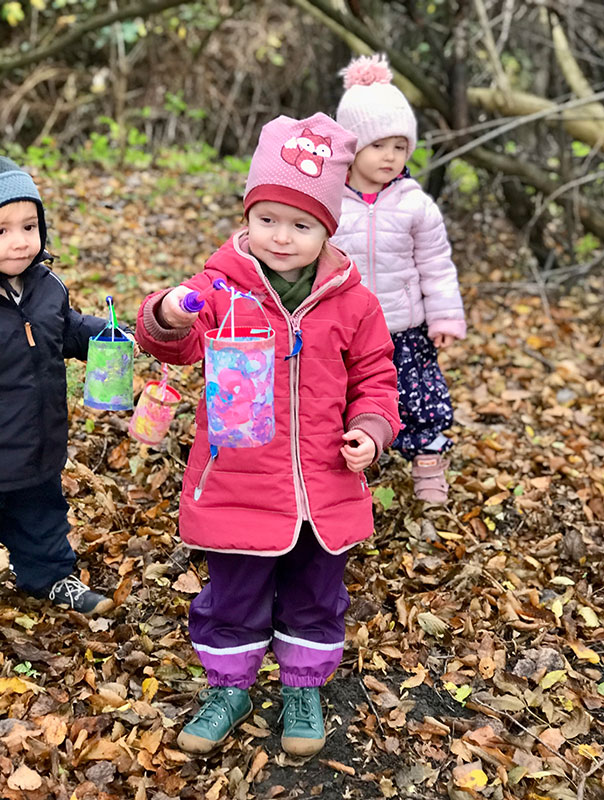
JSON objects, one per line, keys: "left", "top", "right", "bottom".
{"left": 336, "top": 54, "right": 417, "bottom": 155}
{"left": 244, "top": 112, "right": 357, "bottom": 236}
{"left": 0, "top": 156, "right": 47, "bottom": 264}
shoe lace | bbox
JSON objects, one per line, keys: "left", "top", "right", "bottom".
{"left": 191, "top": 687, "right": 239, "bottom": 729}
{"left": 279, "top": 688, "right": 321, "bottom": 733}
{"left": 48, "top": 575, "right": 89, "bottom": 604}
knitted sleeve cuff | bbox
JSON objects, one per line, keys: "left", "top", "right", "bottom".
{"left": 142, "top": 290, "right": 193, "bottom": 342}
{"left": 348, "top": 413, "right": 395, "bottom": 463}
{"left": 427, "top": 318, "right": 467, "bottom": 340}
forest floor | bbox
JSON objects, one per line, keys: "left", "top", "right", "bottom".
{"left": 0, "top": 163, "right": 603, "bottom": 800}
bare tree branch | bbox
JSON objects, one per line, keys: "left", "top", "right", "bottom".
{"left": 467, "top": 145, "right": 604, "bottom": 241}
{"left": 291, "top": 0, "right": 451, "bottom": 117}
{"left": 0, "top": 0, "right": 193, "bottom": 74}
{"left": 416, "top": 90, "right": 604, "bottom": 176}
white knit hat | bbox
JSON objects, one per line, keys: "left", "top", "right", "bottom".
{"left": 336, "top": 54, "right": 417, "bottom": 155}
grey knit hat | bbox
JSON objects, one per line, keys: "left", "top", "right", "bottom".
{"left": 0, "top": 156, "right": 47, "bottom": 266}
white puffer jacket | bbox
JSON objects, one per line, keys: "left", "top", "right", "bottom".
{"left": 331, "top": 178, "right": 466, "bottom": 339}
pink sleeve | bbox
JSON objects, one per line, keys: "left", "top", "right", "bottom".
{"left": 135, "top": 279, "right": 215, "bottom": 365}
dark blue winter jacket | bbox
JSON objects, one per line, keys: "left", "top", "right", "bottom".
{"left": 0, "top": 260, "right": 107, "bottom": 491}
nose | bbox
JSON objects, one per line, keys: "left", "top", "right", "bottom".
{"left": 272, "top": 224, "right": 291, "bottom": 245}
{"left": 10, "top": 231, "right": 29, "bottom": 251}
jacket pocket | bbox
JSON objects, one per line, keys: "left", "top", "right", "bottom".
{"left": 193, "top": 450, "right": 218, "bottom": 501}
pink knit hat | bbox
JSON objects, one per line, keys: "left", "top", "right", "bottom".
{"left": 336, "top": 55, "right": 417, "bottom": 155}
{"left": 244, "top": 112, "right": 357, "bottom": 236}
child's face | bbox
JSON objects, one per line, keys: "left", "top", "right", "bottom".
{"left": 349, "top": 136, "right": 408, "bottom": 193}
{"left": 0, "top": 201, "right": 41, "bottom": 277}
{"left": 247, "top": 201, "right": 327, "bottom": 276}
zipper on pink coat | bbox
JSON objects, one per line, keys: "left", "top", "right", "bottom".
{"left": 194, "top": 445, "right": 218, "bottom": 501}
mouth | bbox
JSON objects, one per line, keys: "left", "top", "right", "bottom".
{"left": 270, "top": 252, "right": 293, "bottom": 258}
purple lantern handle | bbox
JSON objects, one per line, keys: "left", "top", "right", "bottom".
{"left": 179, "top": 292, "right": 205, "bottom": 313}
{"left": 179, "top": 278, "right": 230, "bottom": 314}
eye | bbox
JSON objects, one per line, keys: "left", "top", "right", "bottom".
{"left": 0, "top": 228, "right": 5, "bottom": 235}
{"left": 315, "top": 144, "right": 331, "bottom": 157}
{"left": 259, "top": 216, "right": 272, "bottom": 224}
{"left": 24, "top": 223, "right": 38, "bottom": 231}
{"left": 295, "top": 223, "right": 309, "bottom": 231}
{"left": 372, "top": 142, "right": 383, "bottom": 149}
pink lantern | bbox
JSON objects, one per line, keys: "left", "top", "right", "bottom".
{"left": 129, "top": 377, "right": 181, "bottom": 445}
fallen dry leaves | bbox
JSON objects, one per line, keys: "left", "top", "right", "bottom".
{"left": 0, "top": 162, "right": 602, "bottom": 799}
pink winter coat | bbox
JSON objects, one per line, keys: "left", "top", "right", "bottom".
{"left": 331, "top": 178, "right": 466, "bottom": 339}
{"left": 136, "top": 231, "right": 399, "bottom": 556}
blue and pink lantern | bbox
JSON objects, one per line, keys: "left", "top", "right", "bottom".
{"left": 178, "top": 280, "right": 275, "bottom": 448}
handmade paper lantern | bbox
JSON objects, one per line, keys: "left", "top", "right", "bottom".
{"left": 203, "top": 281, "right": 275, "bottom": 448}
{"left": 205, "top": 327, "right": 275, "bottom": 448}
{"left": 129, "top": 377, "right": 181, "bottom": 445}
{"left": 84, "top": 296, "right": 133, "bottom": 411}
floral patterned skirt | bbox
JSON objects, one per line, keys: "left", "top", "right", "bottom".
{"left": 390, "top": 324, "right": 454, "bottom": 459}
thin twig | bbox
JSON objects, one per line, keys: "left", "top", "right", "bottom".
{"left": 521, "top": 346, "right": 556, "bottom": 372}
{"left": 474, "top": 701, "right": 579, "bottom": 781}
{"left": 414, "top": 90, "right": 604, "bottom": 177}
{"left": 91, "top": 437, "right": 108, "bottom": 473}
{"left": 358, "top": 678, "right": 386, "bottom": 736}
{"left": 577, "top": 754, "right": 604, "bottom": 800}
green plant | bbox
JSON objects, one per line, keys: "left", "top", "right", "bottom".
{"left": 223, "top": 154, "right": 251, "bottom": 174}
{"left": 575, "top": 232, "right": 600, "bottom": 258}
{"left": 50, "top": 234, "right": 79, "bottom": 267}
{"left": 408, "top": 142, "right": 432, "bottom": 172}
{"left": 449, "top": 158, "right": 480, "bottom": 195}
{"left": 156, "top": 143, "right": 217, "bottom": 173}
{"left": 14, "top": 661, "right": 40, "bottom": 678}
{"left": 164, "top": 91, "right": 207, "bottom": 120}
{"left": 73, "top": 116, "right": 152, "bottom": 168}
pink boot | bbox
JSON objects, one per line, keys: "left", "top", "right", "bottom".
{"left": 411, "top": 454, "right": 449, "bottom": 504}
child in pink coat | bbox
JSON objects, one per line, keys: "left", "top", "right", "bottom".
{"left": 136, "top": 112, "right": 399, "bottom": 757}
{"left": 331, "top": 55, "right": 466, "bottom": 504}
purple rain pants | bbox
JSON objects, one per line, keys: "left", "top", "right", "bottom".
{"left": 189, "top": 523, "right": 350, "bottom": 689}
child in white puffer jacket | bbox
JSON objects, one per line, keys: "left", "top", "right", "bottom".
{"left": 331, "top": 54, "right": 466, "bottom": 503}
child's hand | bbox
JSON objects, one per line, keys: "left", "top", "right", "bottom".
{"left": 124, "top": 333, "right": 141, "bottom": 357}
{"left": 159, "top": 286, "right": 200, "bottom": 329}
{"left": 430, "top": 333, "right": 455, "bottom": 348}
{"left": 340, "top": 429, "right": 375, "bottom": 472}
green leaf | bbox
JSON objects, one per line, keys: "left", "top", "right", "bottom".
{"left": 14, "top": 615, "right": 36, "bottom": 630}
{"left": 540, "top": 669, "right": 567, "bottom": 689}
{"left": 2, "top": 2, "right": 25, "bottom": 26}
{"left": 85, "top": 418, "right": 95, "bottom": 433}
{"left": 373, "top": 486, "right": 395, "bottom": 511}
{"left": 572, "top": 141, "right": 590, "bottom": 158}
{"left": 454, "top": 685, "right": 472, "bottom": 703}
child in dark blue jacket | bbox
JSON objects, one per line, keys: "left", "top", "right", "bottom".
{"left": 0, "top": 156, "right": 114, "bottom": 614}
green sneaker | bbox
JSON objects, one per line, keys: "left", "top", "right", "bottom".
{"left": 177, "top": 687, "right": 252, "bottom": 754}
{"left": 280, "top": 686, "right": 325, "bottom": 756}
